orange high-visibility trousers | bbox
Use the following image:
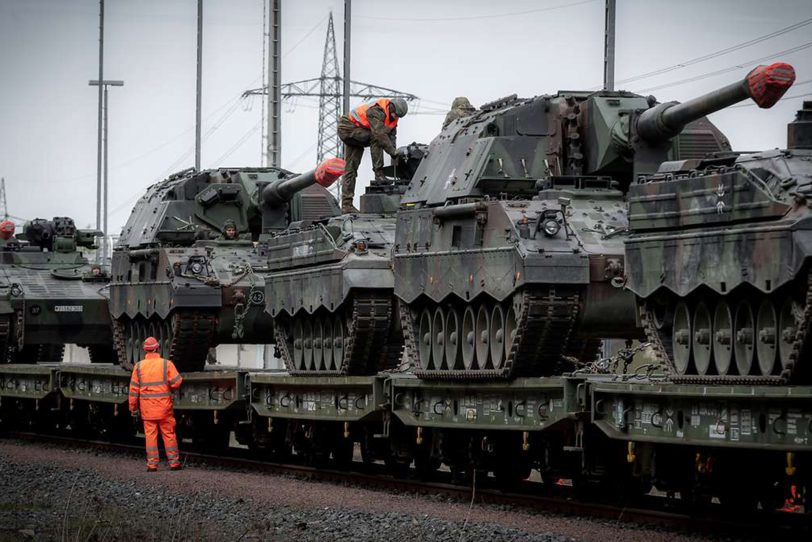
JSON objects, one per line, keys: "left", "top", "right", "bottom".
{"left": 143, "top": 415, "right": 180, "bottom": 469}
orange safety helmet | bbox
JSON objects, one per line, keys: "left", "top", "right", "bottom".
{"left": 143, "top": 336, "right": 160, "bottom": 352}
{"left": 0, "top": 220, "right": 15, "bottom": 240}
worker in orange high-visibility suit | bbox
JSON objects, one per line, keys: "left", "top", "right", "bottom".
{"left": 128, "top": 337, "right": 184, "bottom": 472}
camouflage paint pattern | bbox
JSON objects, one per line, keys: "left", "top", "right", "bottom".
{"left": 264, "top": 215, "right": 396, "bottom": 318}
{"left": 111, "top": 165, "right": 341, "bottom": 370}
{"left": 626, "top": 149, "right": 812, "bottom": 299}
{"left": 0, "top": 217, "right": 112, "bottom": 359}
{"left": 394, "top": 88, "right": 731, "bottom": 366}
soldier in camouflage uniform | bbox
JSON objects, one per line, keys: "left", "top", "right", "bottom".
{"left": 338, "top": 98, "right": 409, "bottom": 213}
{"left": 443, "top": 97, "right": 476, "bottom": 129}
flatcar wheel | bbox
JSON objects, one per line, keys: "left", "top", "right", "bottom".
{"left": 461, "top": 306, "right": 476, "bottom": 370}
{"left": 444, "top": 308, "right": 461, "bottom": 370}
{"left": 418, "top": 308, "right": 433, "bottom": 370}
{"left": 734, "top": 301, "right": 755, "bottom": 375}
{"left": 490, "top": 305, "right": 505, "bottom": 370}
{"left": 475, "top": 305, "right": 490, "bottom": 370}
{"left": 333, "top": 315, "right": 345, "bottom": 368}
{"left": 302, "top": 320, "right": 314, "bottom": 371}
{"left": 692, "top": 302, "right": 712, "bottom": 376}
{"left": 778, "top": 297, "right": 800, "bottom": 371}
{"left": 313, "top": 319, "right": 324, "bottom": 371}
{"left": 431, "top": 307, "right": 446, "bottom": 370}
{"left": 713, "top": 301, "right": 733, "bottom": 375}
{"left": 672, "top": 302, "right": 692, "bottom": 375}
{"left": 504, "top": 306, "right": 517, "bottom": 363}
{"left": 756, "top": 299, "right": 778, "bottom": 376}
{"left": 322, "top": 318, "right": 334, "bottom": 371}
{"left": 292, "top": 319, "right": 304, "bottom": 370}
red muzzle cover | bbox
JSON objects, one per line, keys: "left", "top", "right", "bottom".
{"left": 315, "top": 157, "right": 346, "bottom": 187}
{"left": 746, "top": 62, "right": 795, "bottom": 108}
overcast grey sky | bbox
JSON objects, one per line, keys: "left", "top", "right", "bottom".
{"left": 1, "top": 0, "right": 811, "bottom": 237}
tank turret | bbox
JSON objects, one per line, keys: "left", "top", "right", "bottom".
{"left": 110, "top": 158, "right": 344, "bottom": 372}
{"left": 22, "top": 217, "right": 101, "bottom": 252}
{"left": 393, "top": 64, "right": 795, "bottom": 380}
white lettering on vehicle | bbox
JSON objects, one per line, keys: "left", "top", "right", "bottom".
{"left": 54, "top": 306, "right": 83, "bottom": 313}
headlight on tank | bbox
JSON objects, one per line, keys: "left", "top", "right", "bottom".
{"left": 542, "top": 218, "right": 560, "bottom": 237}
{"left": 10, "top": 284, "right": 23, "bottom": 297}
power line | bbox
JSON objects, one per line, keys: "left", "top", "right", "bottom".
{"left": 243, "top": 11, "right": 418, "bottom": 203}
{"left": 634, "top": 43, "right": 812, "bottom": 94}
{"left": 616, "top": 17, "right": 812, "bottom": 85}
{"left": 729, "top": 89, "right": 812, "bottom": 108}
{"left": 358, "top": 0, "right": 596, "bottom": 22}
{"left": 210, "top": 120, "right": 263, "bottom": 166}
{"left": 283, "top": 14, "right": 329, "bottom": 57}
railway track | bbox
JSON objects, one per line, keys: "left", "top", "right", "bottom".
{"left": 3, "top": 431, "right": 809, "bottom": 538}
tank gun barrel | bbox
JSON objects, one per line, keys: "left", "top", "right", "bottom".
{"left": 262, "top": 158, "right": 345, "bottom": 206}
{"left": 637, "top": 62, "right": 795, "bottom": 142}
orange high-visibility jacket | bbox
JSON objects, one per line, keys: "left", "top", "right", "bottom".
{"left": 128, "top": 353, "right": 183, "bottom": 420}
{"left": 348, "top": 98, "right": 398, "bottom": 130}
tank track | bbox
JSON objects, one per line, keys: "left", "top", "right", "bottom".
{"left": 641, "top": 271, "right": 812, "bottom": 385}
{"left": 0, "top": 315, "right": 10, "bottom": 363}
{"left": 112, "top": 319, "right": 129, "bottom": 370}
{"left": 278, "top": 292, "right": 401, "bottom": 376}
{"left": 406, "top": 286, "right": 582, "bottom": 380}
{"left": 113, "top": 311, "right": 217, "bottom": 372}
{"left": 169, "top": 311, "right": 218, "bottom": 373}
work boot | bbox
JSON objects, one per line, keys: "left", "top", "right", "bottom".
{"left": 170, "top": 464, "right": 183, "bottom": 471}
{"left": 341, "top": 201, "right": 359, "bottom": 214}
{"left": 373, "top": 170, "right": 387, "bottom": 182}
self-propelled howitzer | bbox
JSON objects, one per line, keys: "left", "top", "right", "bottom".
{"left": 110, "top": 160, "right": 343, "bottom": 371}
{"left": 262, "top": 158, "right": 408, "bottom": 375}
{"left": 626, "top": 97, "right": 812, "bottom": 385}
{"left": 394, "top": 63, "right": 794, "bottom": 380}
{"left": 0, "top": 217, "right": 114, "bottom": 363}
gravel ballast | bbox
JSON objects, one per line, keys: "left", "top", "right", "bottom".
{"left": 0, "top": 439, "right": 714, "bottom": 541}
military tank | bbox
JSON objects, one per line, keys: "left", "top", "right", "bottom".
{"left": 0, "top": 217, "right": 114, "bottom": 363}
{"left": 263, "top": 151, "right": 427, "bottom": 375}
{"left": 110, "top": 159, "right": 344, "bottom": 372}
{"left": 625, "top": 96, "right": 812, "bottom": 385}
{"left": 394, "top": 63, "right": 795, "bottom": 380}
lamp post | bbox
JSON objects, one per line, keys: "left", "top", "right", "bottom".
{"left": 88, "top": 79, "right": 124, "bottom": 264}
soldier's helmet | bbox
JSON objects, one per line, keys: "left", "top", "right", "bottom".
{"left": 223, "top": 219, "right": 237, "bottom": 230}
{"left": 392, "top": 98, "right": 409, "bottom": 118}
{"left": 143, "top": 336, "right": 160, "bottom": 352}
{"left": 451, "top": 97, "right": 475, "bottom": 112}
